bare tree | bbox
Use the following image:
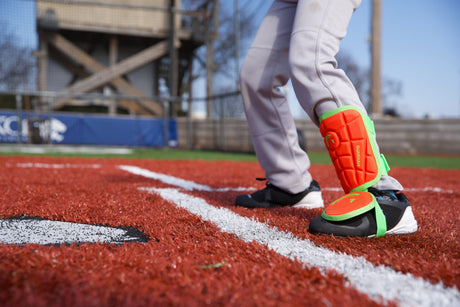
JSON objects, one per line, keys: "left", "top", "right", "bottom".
{"left": 181, "top": 0, "right": 257, "bottom": 85}
{"left": 336, "top": 50, "right": 403, "bottom": 116}
{"left": 0, "top": 24, "right": 36, "bottom": 91}
{"left": 179, "top": 0, "right": 259, "bottom": 118}
{"left": 336, "top": 51, "right": 370, "bottom": 106}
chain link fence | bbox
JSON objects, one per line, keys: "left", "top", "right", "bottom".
{"left": 0, "top": 89, "right": 246, "bottom": 148}
{"left": 0, "top": 0, "right": 247, "bottom": 149}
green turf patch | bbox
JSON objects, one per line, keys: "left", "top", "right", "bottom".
{"left": 309, "top": 152, "right": 460, "bottom": 169}
{"left": 384, "top": 154, "right": 460, "bottom": 169}
{"left": 131, "top": 148, "right": 259, "bottom": 161}
{"left": 1, "top": 145, "right": 459, "bottom": 169}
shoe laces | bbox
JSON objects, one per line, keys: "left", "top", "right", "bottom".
{"left": 368, "top": 188, "right": 397, "bottom": 201}
{"left": 256, "top": 178, "right": 320, "bottom": 193}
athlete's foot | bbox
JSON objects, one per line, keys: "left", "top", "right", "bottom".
{"left": 235, "top": 180, "right": 324, "bottom": 209}
{"left": 308, "top": 188, "right": 417, "bottom": 237}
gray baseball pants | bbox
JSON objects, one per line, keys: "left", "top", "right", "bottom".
{"left": 240, "top": 0, "right": 402, "bottom": 193}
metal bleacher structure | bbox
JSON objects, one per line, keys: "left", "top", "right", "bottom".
{"left": 35, "top": 0, "right": 211, "bottom": 117}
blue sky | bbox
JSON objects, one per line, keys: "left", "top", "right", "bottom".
{"left": 343, "top": 0, "right": 460, "bottom": 118}
{"left": 231, "top": 0, "right": 460, "bottom": 119}
{"left": 283, "top": 0, "right": 460, "bottom": 118}
{"left": 1, "top": 0, "right": 459, "bottom": 118}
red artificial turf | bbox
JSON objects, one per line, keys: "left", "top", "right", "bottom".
{"left": 190, "top": 161, "right": 460, "bottom": 289}
{"left": 0, "top": 155, "right": 458, "bottom": 306}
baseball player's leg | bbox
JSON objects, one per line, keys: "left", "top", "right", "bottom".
{"left": 288, "top": 0, "right": 416, "bottom": 236}
{"left": 289, "top": 0, "right": 363, "bottom": 124}
{"left": 289, "top": 0, "right": 402, "bottom": 190}
{"left": 237, "top": 0, "right": 323, "bottom": 209}
{"left": 290, "top": 0, "right": 402, "bottom": 191}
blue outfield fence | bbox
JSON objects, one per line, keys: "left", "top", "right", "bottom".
{"left": 0, "top": 111, "right": 177, "bottom": 147}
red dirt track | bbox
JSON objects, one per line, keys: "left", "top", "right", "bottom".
{"left": 0, "top": 156, "right": 458, "bottom": 306}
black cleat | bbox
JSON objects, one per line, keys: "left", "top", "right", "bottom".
{"left": 235, "top": 180, "right": 323, "bottom": 209}
{"left": 308, "top": 188, "right": 417, "bottom": 237}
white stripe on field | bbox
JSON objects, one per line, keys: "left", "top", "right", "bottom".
{"left": 9, "top": 162, "right": 101, "bottom": 169}
{"left": 0, "top": 145, "right": 132, "bottom": 155}
{"left": 119, "top": 165, "right": 212, "bottom": 191}
{"left": 404, "top": 187, "right": 454, "bottom": 193}
{"left": 322, "top": 187, "right": 454, "bottom": 194}
{"left": 119, "top": 165, "right": 454, "bottom": 194}
{"left": 143, "top": 187, "right": 459, "bottom": 307}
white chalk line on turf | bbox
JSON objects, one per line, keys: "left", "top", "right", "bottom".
{"left": 323, "top": 187, "right": 454, "bottom": 193}
{"left": 141, "top": 187, "right": 459, "bottom": 307}
{"left": 5, "top": 163, "right": 454, "bottom": 194}
{"left": 119, "top": 165, "right": 213, "bottom": 191}
{"left": 118, "top": 165, "right": 250, "bottom": 192}
{"left": 118, "top": 165, "right": 454, "bottom": 194}
{"left": 7, "top": 162, "right": 101, "bottom": 169}
{"left": 119, "top": 165, "right": 459, "bottom": 306}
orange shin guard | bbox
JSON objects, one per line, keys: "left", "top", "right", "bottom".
{"left": 319, "top": 106, "right": 389, "bottom": 193}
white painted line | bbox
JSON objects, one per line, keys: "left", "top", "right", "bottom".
{"left": 215, "top": 187, "right": 252, "bottom": 192}
{"left": 8, "top": 162, "right": 101, "bottom": 169}
{"left": 143, "top": 187, "right": 460, "bottom": 307}
{"left": 0, "top": 218, "right": 145, "bottom": 245}
{"left": 323, "top": 187, "right": 454, "bottom": 194}
{"left": 120, "top": 165, "right": 454, "bottom": 194}
{"left": 119, "top": 165, "right": 213, "bottom": 191}
{"left": 323, "top": 187, "right": 343, "bottom": 192}
{"left": 404, "top": 187, "right": 454, "bottom": 194}
{"left": 0, "top": 145, "right": 133, "bottom": 155}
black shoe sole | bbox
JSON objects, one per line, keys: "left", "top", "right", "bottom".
{"left": 308, "top": 194, "right": 417, "bottom": 237}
